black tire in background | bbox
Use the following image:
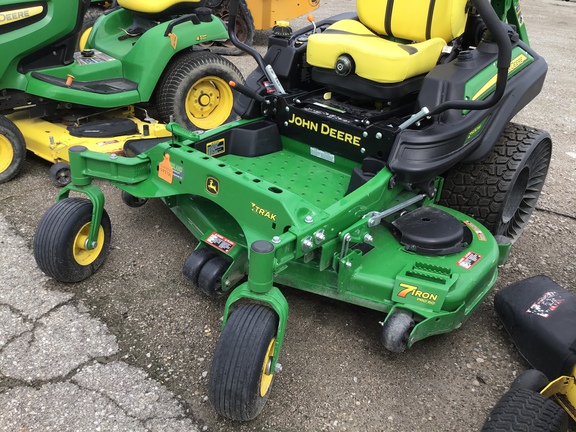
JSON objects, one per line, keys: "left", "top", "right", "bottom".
{"left": 209, "top": 303, "right": 279, "bottom": 421}
{"left": 48, "top": 162, "right": 71, "bottom": 187}
{"left": 510, "top": 369, "right": 550, "bottom": 393}
{"left": 0, "top": 116, "right": 26, "bottom": 184}
{"left": 78, "top": 6, "right": 105, "bottom": 51}
{"left": 481, "top": 388, "right": 568, "bottom": 432}
{"left": 34, "top": 198, "right": 111, "bottom": 283}
{"left": 439, "top": 123, "right": 552, "bottom": 242}
{"left": 155, "top": 52, "right": 243, "bottom": 130}
{"left": 206, "top": 0, "right": 256, "bottom": 55}
{"left": 120, "top": 190, "right": 148, "bottom": 208}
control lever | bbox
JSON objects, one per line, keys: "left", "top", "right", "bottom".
{"left": 227, "top": 0, "right": 286, "bottom": 94}
{"left": 307, "top": 14, "right": 317, "bottom": 34}
{"left": 229, "top": 81, "right": 265, "bottom": 103}
{"left": 229, "top": 81, "right": 273, "bottom": 115}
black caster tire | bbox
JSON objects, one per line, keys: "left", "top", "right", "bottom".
{"left": 34, "top": 198, "right": 111, "bottom": 283}
{"left": 482, "top": 388, "right": 568, "bottom": 432}
{"left": 197, "top": 255, "right": 230, "bottom": 298}
{"left": 510, "top": 369, "right": 550, "bottom": 392}
{"left": 0, "top": 116, "right": 26, "bottom": 184}
{"left": 48, "top": 162, "right": 71, "bottom": 187}
{"left": 440, "top": 123, "right": 552, "bottom": 242}
{"left": 120, "top": 190, "right": 148, "bottom": 208}
{"left": 209, "top": 303, "right": 279, "bottom": 421}
{"left": 155, "top": 52, "right": 243, "bottom": 130}
{"left": 182, "top": 248, "right": 217, "bottom": 286}
{"left": 381, "top": 310, "right": 415, "bottom": 353}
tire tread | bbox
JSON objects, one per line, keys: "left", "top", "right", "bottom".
{"left": 482, "top": 388, "right": 568, "bottom": 432}
{"left": 34, "top": 198, "right": 111, "bottom": 282}
{"left": 209, "top": 303, "right": 279, "bottom": 421}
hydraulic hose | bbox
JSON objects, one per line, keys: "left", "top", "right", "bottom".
{"left": 427, "top": 0, "right": 512, "bottom": 116}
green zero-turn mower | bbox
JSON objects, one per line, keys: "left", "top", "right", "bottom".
{"left": 0, "top": 0, "right": 243, "bottom": 185}
{"left": 34, "top": 0, "right": 552, "bottom": 421}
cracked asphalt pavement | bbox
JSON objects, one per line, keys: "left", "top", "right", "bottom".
{"left": 1, "top": 0, "right": 575, "bottom": 431}
{"left": 0, "top": 217, "right": 199, "bottom": 432}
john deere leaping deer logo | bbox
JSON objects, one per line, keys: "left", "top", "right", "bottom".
{"left": 206, "top": 177, "right": 219, "bottom": 195}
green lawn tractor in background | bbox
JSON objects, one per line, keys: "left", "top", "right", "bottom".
{"left": 0, "top": 0, "right": 243, "bottom": 185}
{"left": 81, "top": 0, "right": 322, "bottom": 54}
{"left": 34, "top": 0, "right": 551, "bottom": 422}
{"left": 482, "top": 275, "right": 576, "bottom": 431}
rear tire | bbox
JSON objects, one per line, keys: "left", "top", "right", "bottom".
{"left": 155, "top": 52, "right": 243, "bottom": 130}
{"left": 0, "top": 116, "right": 26, "bottom": 184}
{"left": 209, "top": 303, "right": 279, "bottom": 421}
{"left": 482, "top": 388, "right": 568, "bottom": 432}
{"left": 440, "top": 123, "right": 552, "bottom": 242}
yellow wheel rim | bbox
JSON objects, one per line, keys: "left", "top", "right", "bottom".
{"left": 73, "top": 222, "right": 104, "bottom": 266}
{"left": 78, "top": 27, "right": 92, "bottom": 51}
{"left": 185, "top": 76, "right": 233, "bottom": 129}
{"left": 0, "top": 135, "right": 14, "bottom": 173}
{"left": 260, "top": 337, "right": 276, "bottom": 397}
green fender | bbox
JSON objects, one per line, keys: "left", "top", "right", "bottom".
{"left": 89, "top": 8, "right": 230, "bottom": 102}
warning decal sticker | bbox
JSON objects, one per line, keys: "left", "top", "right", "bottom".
{"left": 206, "top": 232, "right": 235, "bottom": 253}
{"left": 206, "top": 138, "right": 225, "bottom": 157}
{"left": 456, "top": 251, "right": 482, "bottom": 270}
{"left": 526, "top": 291, "right": 565, "bottom": 318}
{"left": 463, "top": 220, "right": 487, "bottom": 241}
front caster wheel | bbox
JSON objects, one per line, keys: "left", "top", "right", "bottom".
{"left": 209, "top": 303, "right": 279, "bottom": 421}
{"left": 120, "top": 190, "right": 148, "bottom": 208}
{"left": 48, "top": 162, "right": 71, "bottom": 187}
{"left": 34, "top": 198, "right": 111, "bottom": 283}
{"left": 381, "top": 310, "right": 415, "bottom": 353}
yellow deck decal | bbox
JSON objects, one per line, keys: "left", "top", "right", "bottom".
{"left": 472, "top": 54, "right": 529, "bottom": 101}
{"left": 0, "top": 6, "right": 43, "bottom": 26}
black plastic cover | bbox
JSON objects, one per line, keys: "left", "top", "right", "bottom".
{"left": 68, "top": 118, "right": 138, "bottom": 138}
{"left": 124, "top": 137, "right": 169, "bottom": 156}
{"left": 494, "top": 275, "right": 576, "bottom": 379}
{"left": 391, "top": 207, "right": 472, "bottom": 256}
